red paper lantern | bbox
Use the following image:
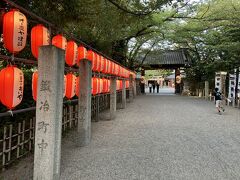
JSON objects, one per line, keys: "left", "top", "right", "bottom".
{"left": 100, "top": 56, "right": 105, "bottom": 72}
{"left": 102, "top": 58, "right": 107, "bottom": 74}
{"left": 109, "top": 61, "right": 113, "bottom": 74}
{"left": 120, "top": 80, "right": 123, "bottom": 90}
{"left": 76, "top": 76, "right": 80, "bottom": 97}
{"left": 92, "top": 52, "right": 98, "bottom": 71}
{"left": 119, "top": 67, "right": 123, "bottom": 77}
{"left": 65, "top": 73, "right": 76, "bottom": 99}
{"left": 107, "top": 79, "right": 110, "bottom": 93}
{"left": 87, "top": 50, "right": 95, "bottom": 62}
{"left": 126, "top": 80, "right": 129, "bottom": 88}
{"left": 102, "top": 78, "right": 107, "bottom": 93}
{"left": 105, "top": 59, "right": 109, "bottom": 74}
{"left": 108, "top": 60, "right": 111, "bottom": 74}
{"left": 77, "top": 46, "right": 87, "bottom": 61}
{"left": 31, "top": 24, "right": 50, "bottom": 59}
{"left": 99, "top": 78, "right": 103, "bottom": 94}
{"left": 32, "top": 71, "right": 38, "bottom": 101}
{"left": 116, "top": 80, "right": 120, "bottom": 91}
{"left": 0, "top": 66, "right": 24, "bottom": 109}
{"left": 115, "top": 64, "right": 119, "bottom": 76}
{"left": 95, "top": 54, "right": 101, "bottom": 72}
{"left": 111, "top": 63, "right": 115, "bottom": 75}
{"left": 65, "top": 41, "right": 78, "bottom": 66}
{"left": 92, "top": 77, "right": 99, "bottom": 95}
{"left": 52, "top": 34, "right": 67, "bottom": 50}
{"left": 99, "top": 56, "right": 103, "bottom": 72}
{"left": 3, "top": 9, "right": 27, "bottom": 53}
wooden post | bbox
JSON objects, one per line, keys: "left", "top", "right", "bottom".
{"left": 122, "top": 79, "right": 127, "bottom": 109}
{"left": 129, "top": 75, "right": 134, "bottom": 102}
{"left": 95, "top": 95, "right": 100, "bottom": 122}
{"left": 33, "top": 46, "right": 65, "bottom": 180}
{"left": 76, "top": 59, "right": 92, "bottom": 146}
{"left": 110, "top": 77, "right": 117, "bottom": 119}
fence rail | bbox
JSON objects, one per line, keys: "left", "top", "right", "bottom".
{"left": 0, "top": 90, "right": 129, "bottom": 170}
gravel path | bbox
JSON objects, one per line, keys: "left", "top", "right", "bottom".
{"left": 1, "top": 95, "right": 240, "bottom": 180}
{"left": 60, "top": 95, "right": 240, "bottom": 180}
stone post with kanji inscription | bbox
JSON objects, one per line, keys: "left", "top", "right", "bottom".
{"left": 129, "top": 74, "right": 134, "bottom": 102}
{"left": 33, "top": 46, "right": 65, "bottom": 180}
{"left": 110, "top": 77, "right": 117, "bottom": 119}
{"left": 122, "top": 79, "right": 126, "bottom": 109}
{"left": 76, "top": 59, "right": 92, "bottom": 146}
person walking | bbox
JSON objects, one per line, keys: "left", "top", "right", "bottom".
{"left": 213, "top": 88, "right": 225, "bottom": 115}
{"left": 152, "top": 82, "right": 156, "bottom": 93}
{"left": 156, "top": 82, "right": 160, "bottom": 93}
{"left": 149, "top": 83, "right": 152, "bottom": 93}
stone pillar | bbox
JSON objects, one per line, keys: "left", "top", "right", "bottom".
{"left": 95, "top": 95, "right": 100, "bottom": 122}
{"left": 205, "top": 81, "right": 209, "bottom": 100}
{"left": 122, "top": 79, "right": 126, "bottom": 109}
{"left": 232, "top": 99, "right": 235, "bottom": 107}
{"left": 77, "top": 59, "right": 92, "bottom": 146}
{"left": 110, "top": 77, "right": 117, "bottom": 119}
{"left": 175, "top": 68, "right": 181, "bottom": 94}
{"left": 33, "top": 46, "right": 65, "bottom": 180}
{"left": 133, "top": 80, "right": 137, "bottom": 97}
{"left": 129, "top": 75, "right": 134, "bottom": 102}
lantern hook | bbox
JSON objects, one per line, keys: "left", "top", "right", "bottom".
{"left": 9, "top": 54, "right": 14, "bottom": 65}
{"left": 7, "top": 110, "right": 13, "bottom": 117}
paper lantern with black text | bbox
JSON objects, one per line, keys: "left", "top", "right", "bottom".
{"left": 65, "top": 41, "right": 78, "bottom": 66}
{"left": 65, "top": 73, "right": 76, "bottom": 99}
{"left": 3, "top": 9, "right": 27, "bottom": 53}
{"left": 32, "top": 71, "right": 38, "bottom": 101}
{"left": 92, "top": 52, "right": 98, "bottom": 71}
{"left": 77, "top": 46, "right": 87, "bottom": 61}
{"left": 87, "top": 50, "right": 95, "bottom": 62}
{"left": 0, "top": 66, "right": 24, "bottom": 109}
{"left": 52, "top": 34, "right": 67, "bottom": 50}
{"left": 31, "top": 24, "right": 50, "bottom": 58}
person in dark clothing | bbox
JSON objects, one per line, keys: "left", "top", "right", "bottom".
{"left": 152, "top": 82, "right": 156, "bottom": 93}
{"left": 213, "top": 88, "right": 225, "bottom": 115}
{"left": 156, "top": 82, "right": 160, "bottom": 93}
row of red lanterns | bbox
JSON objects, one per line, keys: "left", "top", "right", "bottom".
{"left": 0, "top": 66, "right": 131, "bottom": 110}
{"left": 2, "top": 9, "right": 135, "bottom": 78}
{"left": 33, "top": 73, "right": 130, "bottom": 100}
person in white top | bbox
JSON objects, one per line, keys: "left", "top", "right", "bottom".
{"left": 149, "top": 83, "right": 152, "bottom": 93}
